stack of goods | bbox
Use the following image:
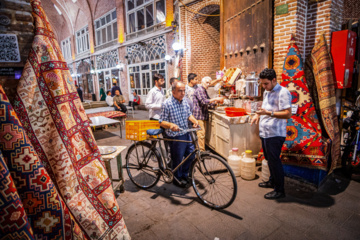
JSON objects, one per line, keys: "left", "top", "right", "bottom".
{"left": 222, "top": 68, "right": 242, "bottom": 85}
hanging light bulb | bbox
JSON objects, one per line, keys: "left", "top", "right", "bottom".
{"left": 172, "top": 42, "right": 181, "bottom": 51}
{"left": 164, "top": 55, "right": 171, "bottom": 61}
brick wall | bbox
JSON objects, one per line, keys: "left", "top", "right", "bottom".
{"left": 273, "top": 0, "right": 344, "bottom": 81}
{"left": 343, "top": 0, "right": 360, "bottom": 23}
{"left": 273, "top": 0, "right": 300, "bottom": 81}
{"left": 180, "top": 0, "right": 220, "bottom": 83}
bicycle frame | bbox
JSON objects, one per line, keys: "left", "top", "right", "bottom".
{"left": 133, "top": 130, "right": 202, "bottom": 180}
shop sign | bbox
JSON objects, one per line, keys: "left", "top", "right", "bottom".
{"left": 0, "top": 67, "right": 23, "bottom": 79}
{"left": 276, "top": 4, "right": 288, "bottom": 15}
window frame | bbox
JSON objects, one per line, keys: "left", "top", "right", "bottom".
{"left": 94, "top": 9, "right": 118, "bottom": 46}
{"left": 75, "top": 26, "right": 90, "bottom": 54}
{"left": 125, "top": 0, "right": 165, "bottom": 35}
{"left": 61, "top": 37, "right": 72, "bottom": 60}
{"left": 127, "top": 59, "right": 167, "bottom": 99}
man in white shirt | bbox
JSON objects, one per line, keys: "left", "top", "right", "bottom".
{"left": 105, "top": 91, "right": 113, "bottom": 107}
{"left": 251, "top": 68, "right": 291, "bottom": 200}
{"left": 145, "top": 73, "right": 165, "bottom": 120}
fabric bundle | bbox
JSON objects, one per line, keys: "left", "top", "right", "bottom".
{"left": 0, "top": 0, "right": 130, "bottom": 239}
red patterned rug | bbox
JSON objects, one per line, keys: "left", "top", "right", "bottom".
{"left": 280, "top": 35, "right": 330, "bottom": 170}
{"left": 9, "top": 0, "right": 130, "bottom": 238}
{"left": 305, "top": 34, "right": 341, "bottom": 172}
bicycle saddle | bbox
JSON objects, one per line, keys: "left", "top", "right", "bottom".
{"left": 147, "top": 128, "right": 163, "bottom": 135}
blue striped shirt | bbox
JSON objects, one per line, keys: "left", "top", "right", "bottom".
{"left": 159, "top": 96, "right": 192, "bottom": 137}
{"left": 259, "top": 83, "right": 291, "bottom": 138}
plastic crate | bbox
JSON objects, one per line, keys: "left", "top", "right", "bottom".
{"left": 125, "top": 120, "right": 160, "bottom": 141}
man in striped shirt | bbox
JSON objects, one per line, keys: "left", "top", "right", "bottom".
{"left": 251, "top": 68, "right": 291, "bottom": 200}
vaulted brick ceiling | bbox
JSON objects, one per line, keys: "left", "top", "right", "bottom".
{"left": 41, "top": 0, "right": 115, "bottom": 41}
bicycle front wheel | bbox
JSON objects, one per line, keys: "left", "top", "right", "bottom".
{"left": 191, "top": 153, "right": 237, "bottom": 209}
{"left": 125, "top": 141, "right": 161, "bottom": 189}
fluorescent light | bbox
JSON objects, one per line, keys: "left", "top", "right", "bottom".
{"left": 54, "top": 5, "right": 62, "bottom": 15}
{"left": 72, "top": 0, "right": 77, "bottom": 2}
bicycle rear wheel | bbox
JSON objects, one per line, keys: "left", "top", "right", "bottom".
{"left": 191, "top": 153, "right": 237, "bottom": 209}
{"left": 125, "top": 141, "right": 161, "bottom": 189}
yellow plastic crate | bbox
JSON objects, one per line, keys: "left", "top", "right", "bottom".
{"left": 125, "top": 120, "right": 160, "bottom": 141}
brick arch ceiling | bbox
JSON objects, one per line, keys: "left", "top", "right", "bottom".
{"left": 41, "top": 0, "right": 94, "bottom": 41}
{"left": 187, "top": 0, "right": 220, "bottom": 17}
{"left": 190, "top": 4, "right": 220, "bottom": 22}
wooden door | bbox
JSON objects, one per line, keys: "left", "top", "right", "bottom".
{"left": 222, "top": 0, "right": 273, "bottom": 75}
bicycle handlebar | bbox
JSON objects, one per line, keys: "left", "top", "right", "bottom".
{"left": 178, "top": 127, "right": 202, "bottom": 132}
{"left": 172, "top": 127, "right": 202, "bottom": 136}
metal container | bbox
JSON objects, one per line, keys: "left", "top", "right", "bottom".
{"left": 245, "top": 72, "right": 261, "bottom": 97}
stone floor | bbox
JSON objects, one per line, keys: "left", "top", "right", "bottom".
{"left": 94, "top": 110, "right": 360, "bottom": 240}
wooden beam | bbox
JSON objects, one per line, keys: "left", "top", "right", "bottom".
{"left": 220, "top": 0, "right": 224, "bottom": 69}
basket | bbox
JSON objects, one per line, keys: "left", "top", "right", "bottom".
{"left": 224, "top": 107, "right": 247, "bottom": 117}
{"left": 125, "top": 120, "right": 160, "bottom": 141}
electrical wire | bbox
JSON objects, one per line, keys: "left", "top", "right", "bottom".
{"left": 178, "top": 0, "right": 220, "bottom": 17}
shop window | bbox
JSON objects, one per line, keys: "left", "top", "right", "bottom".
{"left": 137, "top": 9, "right": 145, "bottom": 30}
{"left": 156, "top": 0, "right": 165, "bottom": 23}
{"left": 95, "top": 9, "right": 118, "bottom": 46}
{"left": 126, "top": 0, "right": 165, "bottom": 37}
{"left": 75, "top": 26, "right": 90, "bottom": 54}
{"left": 128, "top": 61, "right": 166, "bottom": 97}
{"left": 61, "top": 37, "right": 71, "bottom": 60}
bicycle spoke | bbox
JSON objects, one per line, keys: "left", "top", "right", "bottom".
{"left": 126, "top": 142, "right": 161, "bottom": 189}
{"left": 192, "top": 154, "right": 237, "bottom": 209}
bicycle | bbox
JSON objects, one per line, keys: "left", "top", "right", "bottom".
{"left": 341, "top": 104, "right": 360, "bottom": 176}
{"left": 125, "top": 127, "right": 238, "bottom": 209}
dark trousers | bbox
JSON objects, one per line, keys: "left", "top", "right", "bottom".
{"left": 261, "top": 137, "right": 286, "bottom": 193}
{"left": 168, "top": 133, "right": 195, "bottom": 179}
{"left": 114, "top": 104, "right": 127, "bottom": 113}
{"left": 129, "top": 101, "right": 139, "bottom": 108}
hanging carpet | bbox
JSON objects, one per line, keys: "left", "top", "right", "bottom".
{"left": 0, "top": 149, "right": 34, "bottom": 240}
{"left": 280, "top": 35, "right": 331, "bottom": 170}
{"left": 0, "top": 86, "right": 85, "bottom": 239}
{"left": 305, "top": 34, "right": 341, "bottom": 173}
{"left": 8, "top": 0, "right": 130, "bottom": 239}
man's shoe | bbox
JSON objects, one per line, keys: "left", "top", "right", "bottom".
{"left": 173, "top": 179, "right": 187, "bottom": 188}
{"left": 264, "top": 191, "right": 285, "bottom": 199}
{"left": 258, "top": 181, "right": 274, "bottom": 188}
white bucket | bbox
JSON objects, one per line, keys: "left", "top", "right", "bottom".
{"left": 228, "top": 148, "right": 242, "bottom": 177}
{"left": 240, "top": 150, "right": 256, "bottom": 180}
